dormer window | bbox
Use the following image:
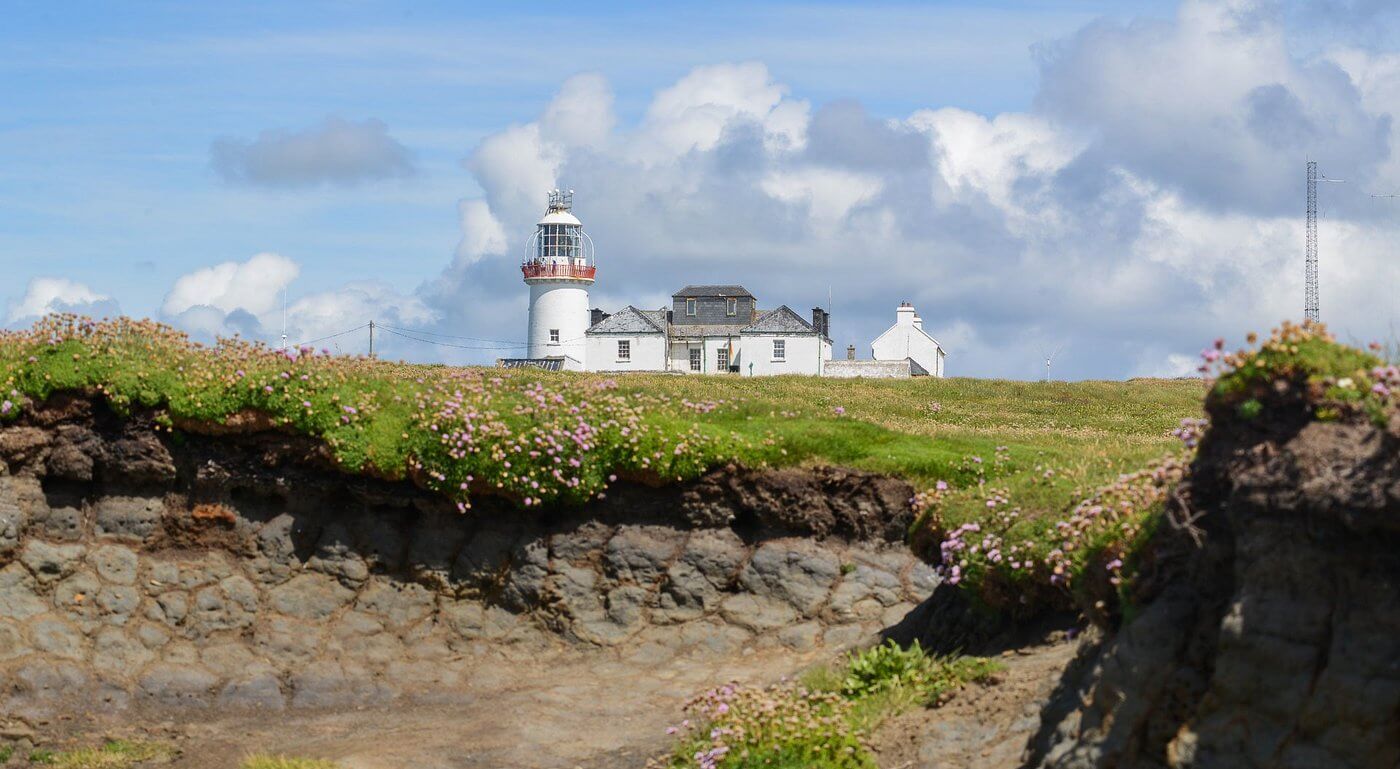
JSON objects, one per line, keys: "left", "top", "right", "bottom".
{"left": 726, "top": 298, "right": 737, "bottom": 316}
{"left": 686, "top": 298, "right": 697, "bottom": 316}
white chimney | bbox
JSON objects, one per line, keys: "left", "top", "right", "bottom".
{"left": 912, "top": 314, "right": 923, "bottom": 330}
{"left": 896, "top": 301, "right": 916, "bottom": 327}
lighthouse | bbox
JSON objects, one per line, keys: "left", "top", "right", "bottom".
{"left": 522, "top": 189, "right": 595, "bottom": 370}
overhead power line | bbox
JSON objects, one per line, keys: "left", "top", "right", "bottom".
{"left": 291, "top": 323, "right": 370, "bottom": 349}
{"left": 375, "top": 322, "right": 527, "bottom": 346}
{"left": 378, "top": 326, "right": 532, "bottom": 351}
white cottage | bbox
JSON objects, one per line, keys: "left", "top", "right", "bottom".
{"left": 740, "top": 306, "right": 832, "bottom": 376}
{"left": 582, "top": 285, "right": 833, "bottom": 375}
{"left": 871, "top": 302, "right": 946, "bottom": 377}
{"left": 583, "top": 306, "right": 669, "bottom": 372}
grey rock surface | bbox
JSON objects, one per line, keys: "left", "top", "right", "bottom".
{"left": 0, "top": 398, "right": 927, "bottom": 716}
{"left": 1026, "top": 416, "right": 1400, "bottom": 769}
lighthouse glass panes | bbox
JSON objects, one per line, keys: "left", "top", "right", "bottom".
{"left": 536, "top": 223, "right": 585, "bottom": 262}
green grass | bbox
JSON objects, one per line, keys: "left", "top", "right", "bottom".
{"left": 240, "top": 757, "right": 340, "bottom": 769}
{"left": 23, "top": 740, "right": 175, "bottom": 768}
{"left": 0, "top": 317, "right": 1201, "bottom": 519}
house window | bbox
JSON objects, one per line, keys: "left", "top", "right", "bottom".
{"left": 549, "top": 329, "right": 560, "bottom": 343}
{"left": 617, "top": 340, "right": 630, "bottom": 361}
{"left": 689, "top": 348, "right": 702, "bottom": 372}
{"left": 772, "top": 339, "right": 786, "bottom": 360}
{"left": 717, "top": 347, "right": 729, "bottom": 370}
{"left": 726, "top": 298, "right": 737, "bottom": 316}
{"left": 686, "top": 298, "right": 697, "bottom": 316}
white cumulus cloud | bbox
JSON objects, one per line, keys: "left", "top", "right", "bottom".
{"left": 7, "top": 278, "right": 118, "bottom": 323}
{"left": 162, "top": 252, "right": 300, "bottom": 319}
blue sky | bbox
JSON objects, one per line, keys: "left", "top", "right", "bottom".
{"left": 6, "top": 1, "right": 1400, "bottom": 377}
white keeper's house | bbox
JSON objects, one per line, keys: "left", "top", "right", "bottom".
{"left": 501, "top": 191, "right": 941, "bottom": 377}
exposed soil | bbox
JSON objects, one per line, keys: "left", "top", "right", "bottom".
{"left": 870, "top": 638, "right": 1079, "bottom": 769}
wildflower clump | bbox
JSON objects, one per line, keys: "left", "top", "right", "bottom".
{"left": 657, "top": 643, "right": 1001, "bottom": 769}
{"left": 1206, "top": 321, "right": 1386, "bottom": 425}
{"left": 916, "top": 452, "right": 1188, "bottom": 619}
{"left": 0, "top": 316, "right": 759, "bottom": 509}
{"left": 660, "top": 682, "right": 873, "bottom": 769}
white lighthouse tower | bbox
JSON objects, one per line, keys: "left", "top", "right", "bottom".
{"left": 523, "top": 189, "right": 595, "bottom": 370}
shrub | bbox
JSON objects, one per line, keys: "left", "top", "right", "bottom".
{"left": 841, "top": 640, "right": 1001, "bottom": 706}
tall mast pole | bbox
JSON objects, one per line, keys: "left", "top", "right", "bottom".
{"left": 1305, "top": 161, "right": 1319, "bottom": 323}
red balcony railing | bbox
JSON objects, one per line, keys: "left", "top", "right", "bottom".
{"left": 521, "top": 261, "right": 596, "bottom": 280}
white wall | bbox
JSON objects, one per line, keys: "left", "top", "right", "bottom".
{"left": 669, "top": 337, "right": 743, "bottom": 374}
{"left": 585, "top": 333, "right": 667, "bottom": 372}
{"left": 661, "top": 335, "right": 829, "bottom": 376}
{"left": 527, "top": 281, "right": 591, "bottom": 367}
{"left": 742, "top": 334, "right": 826, "bottom": 376}
{"left": 823, "top": 360, "right": 913, "bottom": 378}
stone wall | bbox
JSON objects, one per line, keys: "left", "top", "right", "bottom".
{"left": 822, "top": 359, "right": 921, "bottom": 379}
{"left": 0, "top": 395, "right": 933, "bottom": 716}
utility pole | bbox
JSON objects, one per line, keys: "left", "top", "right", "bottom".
{"left": 368, "top": 320, "right": 375, "bottom": 358}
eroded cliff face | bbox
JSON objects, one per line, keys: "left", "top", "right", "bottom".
{"left": 1026, "top": 398, "right": 1400, "bottom": 768}
{"left": 0, "top": 394, "right": 934, "bottom": 717}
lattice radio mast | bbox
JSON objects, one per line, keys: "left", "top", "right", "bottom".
{"left": 1306, "top": 161, "right": 1319, "bottom": 323}
{"left": 1305, "top": 161, "right": 1345, "bottom": 324}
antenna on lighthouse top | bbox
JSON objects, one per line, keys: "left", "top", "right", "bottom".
{"left": 547, "top": 188, "right": 573, "bottom": 212}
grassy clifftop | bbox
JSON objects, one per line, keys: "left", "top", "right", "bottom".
{"left": 0, "top": 317, "right": 1200, "bottom": 515}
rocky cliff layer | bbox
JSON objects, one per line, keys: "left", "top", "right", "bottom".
{"left": 0, "top": 394, "right": 933, "bottom": 717}
{"left": 1025, "top": 390, "right": 1400, "bottom": 768}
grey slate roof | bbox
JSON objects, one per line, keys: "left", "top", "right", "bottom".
{"left": 668, "top": 323, "right": 747, "bottom": 339}
{"left": 640, "top": 309, "right": 668, "bottom": 330}
{"left": 741, "top": 305, "right": 818, "bottom": 335}
{"left": 587, "top": 306, "right": 665, "bottom": 334}
{"left": 673, "top": 285, "right": 754, "bottom": 298}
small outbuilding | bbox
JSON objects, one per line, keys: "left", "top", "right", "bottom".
{"left": 870, "top": 302, "right": 945, "bottom": 377}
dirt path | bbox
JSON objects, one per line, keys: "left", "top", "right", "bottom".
{"left": 62, "top": 637, "right": 1079, "bottom": 769}
{"left": 84, "top": 643, "right": 831, "bottom": 769}
{"left": 869, "top": 639, "right": 1077, "bottom": 769}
